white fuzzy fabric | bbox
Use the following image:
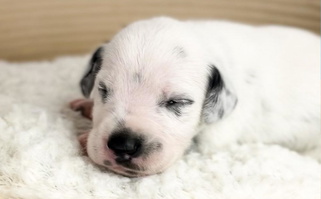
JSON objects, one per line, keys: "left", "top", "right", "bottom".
{"left": 0, "top": 56, "right": 319, "bottom": 199}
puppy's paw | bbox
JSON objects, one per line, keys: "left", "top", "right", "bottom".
{"left": 70, "top": 99, "right": 93, "bottom": 120}
{"left": 78, "top": 132, "right": 89, "bottom": 156}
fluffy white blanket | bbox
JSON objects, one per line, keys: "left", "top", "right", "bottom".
{"left": 0, "top": 56, "right": 319, "bottom": 199}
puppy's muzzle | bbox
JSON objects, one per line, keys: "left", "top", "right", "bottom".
{"left": 107, "top": 130, "right": 143, "bottom": 162}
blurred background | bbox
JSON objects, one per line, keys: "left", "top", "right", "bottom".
{"left": 0, "top": 0, "right": 319, "bottom": 61}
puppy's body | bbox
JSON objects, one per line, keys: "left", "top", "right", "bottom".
{"left": 191, "top": 21, "right": 320, "bottom": 152}
{"left": 72, "top": 17, "right": 320, "bottom": 176}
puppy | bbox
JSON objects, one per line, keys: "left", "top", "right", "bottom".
{"left": 70, "top": 17, "right": 320, "bottom": 177}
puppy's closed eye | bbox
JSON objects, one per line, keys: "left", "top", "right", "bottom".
{"left": 166, "top": 99, "right": 193, "bottom": 107}
{"left": 163, "top": 98, "right": 194, "bottom": 117}
{"left": 98, "top": 81, "right": 109, "bottom": 103}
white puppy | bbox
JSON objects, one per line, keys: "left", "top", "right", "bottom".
{"left": 70, "top": 17, "right": 320, "bottom": 177}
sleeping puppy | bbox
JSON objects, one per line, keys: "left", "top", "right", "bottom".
{"left": 70, "top": 17, "right": 320, "bottom": 177}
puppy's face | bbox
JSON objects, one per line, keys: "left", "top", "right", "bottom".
{"left": 80, "top": 18, "right": 237, "bottom": 177}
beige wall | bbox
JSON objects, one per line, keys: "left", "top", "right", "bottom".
{"left": 0, "top": 0, "right": 319, "bottom": 61}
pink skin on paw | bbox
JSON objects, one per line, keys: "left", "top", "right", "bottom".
{"left": 70, "top": 99, "right": 93, "bottom": 156}
{"left": 78, "top": 132, "right": 89, "bottom": 155}
{"left": 70, "top": 99, "right": 93, "bottom": 120}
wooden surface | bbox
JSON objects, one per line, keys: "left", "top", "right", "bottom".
{"left": 0, "top": 0, "right": 319, "bottom": 61}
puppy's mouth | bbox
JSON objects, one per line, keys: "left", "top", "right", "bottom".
{"left": 102, "top": 158, "right": 148, "bottom": 177}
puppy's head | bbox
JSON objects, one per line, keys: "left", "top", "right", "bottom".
{"left": 80, "top": 17, "right": 237, "bottom": 177}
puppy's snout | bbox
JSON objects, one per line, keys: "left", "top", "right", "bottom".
{"left": 107, "top": 132, "right": 142, "bottom": 157}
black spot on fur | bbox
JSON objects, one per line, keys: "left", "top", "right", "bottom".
{"left": 133, "top": 73, "right": 142, "bottom": 83}
{"left": 207, "top": 66, "right": 224, "bottom": 92}
{"left": 202, "top": 64, "right": 238, "bottom": 123}
{"left": 218, "top": 108, "right": 224, "bottom": 118}
{"left": 80, "top": 47, "right": 104, "bottom": 97}
{"left": 203, "top": 65, "right": 224, "bottom": 119}
{"left": 173, "top": 46, "right": 187, "bottom": 58}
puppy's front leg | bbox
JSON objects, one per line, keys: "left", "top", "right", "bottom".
{"left": 70, "top": 99, "right": 93, "bottom": 120}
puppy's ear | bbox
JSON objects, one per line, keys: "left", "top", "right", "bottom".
{"left": 202, "top": 65, "right": 238, "bottom": 124}
{"left": 80, "top": 47, "right": 104, "bottom": 98}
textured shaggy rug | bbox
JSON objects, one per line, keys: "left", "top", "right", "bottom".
{"left": 0, "top": 56, "right": 319, "bottom": 199}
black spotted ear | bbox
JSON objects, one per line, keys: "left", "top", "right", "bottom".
{"left": 202, "top": 65, "right": 238, "bottom": 124}
{"left": 80, "top": 47, "right": 104, "bottom": 98}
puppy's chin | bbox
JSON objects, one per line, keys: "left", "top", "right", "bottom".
{"left": 101, "top": 156, "right": 177, "bottom": 177}
{"left": 88, "top": 154, "right": 166, "bottom": 177}
{"left": 101, "top": 163, "right": 157, "bottom": 177}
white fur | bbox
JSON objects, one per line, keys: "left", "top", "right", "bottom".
{"left": 86, "top": 17, "right": 320, "bottom": 176}
{"left": 192, "top": 20, "right": 321, "bottom": 152}
{"left": 0, "top": 55, "right": 320, "bottom": 198}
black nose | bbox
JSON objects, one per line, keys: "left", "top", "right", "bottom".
{"left": 107, "top": 133, "right": 142, "bottom": 157}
